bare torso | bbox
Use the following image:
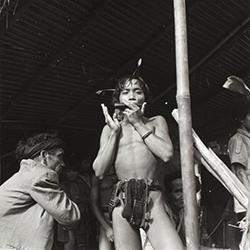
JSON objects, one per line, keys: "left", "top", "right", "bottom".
{"left": 99, "top": 172, "right": 117, "bottom": 207}
{"left": 114, "top": 117, "right": 161, "bottom": 180}
{"left": 93, "top": 82, "right": 183, "bottom": 250}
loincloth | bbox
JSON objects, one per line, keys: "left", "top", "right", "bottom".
{"left": 108, "top": 178, "right": 161, "bottom": 229}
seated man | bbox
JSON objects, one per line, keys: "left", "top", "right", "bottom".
{"left": 93, "top": 75, "right": 184, "bottom": 250}
{"left": 163, "top": 171, "right": 202, "bottom": 247}
{"left": 163, "top": 171, "right": 185, "bottom": 245}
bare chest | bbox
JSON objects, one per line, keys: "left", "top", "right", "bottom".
{"left": 114, "top": 123, "right": 158, "bottom": 179}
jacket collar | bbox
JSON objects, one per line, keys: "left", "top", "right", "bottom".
{"left": 237, "top": 128, "right": 250, "bottom": 139}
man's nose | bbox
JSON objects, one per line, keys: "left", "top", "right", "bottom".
{"left": 128, "top": 92, "right": 135, "bottom": 100}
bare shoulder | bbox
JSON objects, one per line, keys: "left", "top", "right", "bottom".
{"left": 147, "top": 115, "right": 168, "bottom": 125}
{"left": 102, "top": 124, "right": 111, "bottom": 133}
{"left": 146, "top": 115, "right": 170, "bottom": 139}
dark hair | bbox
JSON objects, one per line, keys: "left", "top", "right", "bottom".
{"left": 112, "top": 75, "right": 152, "bottom": 105}
{"left": 15, "top": 133, "right": 65, "bottom": 162}
{"left": 164, "top": 170, "right": 200, "bottom": 193}
{"left": 163, "top": 171, "right": 182, "bottom": 202}
{"left": 64, "top": 156, "right": 81, "bottom": 172}
{"left": 203, "top": 134, "right": 218, "bottom": 146}
{"left": 164, "top": 170, "right": 182, "bottom": 191}
{"left": 233, "top": 96, "right": 250, "bottom": 127}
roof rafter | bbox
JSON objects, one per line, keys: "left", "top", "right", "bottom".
{"left": 150, "top": 13, "right": 250, "bottom": 106}
{"left": 52, "top": 0, "right": 201, "bottom": 126}
{"left": 1, "top": 0, "right": 109, "bottom": 121}
{"left": 0, "top": 0, "right": 38, "bottom": 36}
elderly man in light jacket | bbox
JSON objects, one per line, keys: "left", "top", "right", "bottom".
{"left": 0, "top": 133, "right": 81, "bottom": 250}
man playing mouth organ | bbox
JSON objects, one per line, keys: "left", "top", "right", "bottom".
{"left": 93, "top": 75, "right": 184, "bottom": 250}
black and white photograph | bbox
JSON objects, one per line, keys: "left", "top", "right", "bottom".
{"left": 1, "top": 1, "right": 250, "bottom": 249}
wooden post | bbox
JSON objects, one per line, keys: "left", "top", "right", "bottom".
{"left": 173, "top": 0, "right": 200, "bottom": 249}
{"left": 0, "top": 121, "right": 1, "bottom": 184}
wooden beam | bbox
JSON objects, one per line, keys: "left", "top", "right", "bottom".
{"left": 1, "top": 121, "right": 100, "bottom": 134}
{"left": 0, "top": 0, "right": 38, "bottom": 35}
{"left": 1, "top": 0, "right": 110, "bottom": 121}
{"left": 150, "top": 14, "right": 250, "bottom": 106}
{"left": 52, "top": 0, "right": 201, "bottom": 125}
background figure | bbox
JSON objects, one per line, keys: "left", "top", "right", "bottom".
{"left": 200, "top": 135, "right": 237, "bottom": 249}
{"left": 91, "top": 167, "right": 118, "bottom": 250}
{"left": 58, "top": 157, "right": 97, "bottom": 250}
{"left": 80, "top": 158, "right": 99, "bottom": 249}
{"left": 164, "top": 170, "right": 205, "bottom": 248}
{"left": 163, "top": 171, "right": 185, "bottom": 245}
{"left": 228, "top": 97, "right": 250, "bottom": 249}
{"left": 158, "top": 125, "right": 181, "bottom": 190}
{"left": 80, "top": 159, "right": 92, "bottom": 188}
{"left": 0, "top": 133, "right": 80, "bottom": 250}
{"left": 163, "top": 170, "right": 201, "bottom": 246}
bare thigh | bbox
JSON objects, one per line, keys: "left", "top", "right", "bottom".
{"left": 112, "top": 205, "right": 142, "bottom": 250}
{"left": 146, "top": 191, "right": 184, "bottom": 250}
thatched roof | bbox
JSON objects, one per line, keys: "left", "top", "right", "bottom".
{"left": 1, "top": 0, "right": 250, "bottom": 170}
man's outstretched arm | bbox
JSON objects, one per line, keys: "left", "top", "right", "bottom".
{"left": 93, "top": 104, "right": 121, "bottom": 179}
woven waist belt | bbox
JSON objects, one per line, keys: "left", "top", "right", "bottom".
{"left": 108, "top": 178, "right": 161, "bottom": 229}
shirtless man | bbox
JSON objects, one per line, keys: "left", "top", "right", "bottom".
{"left": 91, "top": 168, "right": 117, "bottom": 250}
{"left": 93, "top": 75, "right": 184, "bottom": 250}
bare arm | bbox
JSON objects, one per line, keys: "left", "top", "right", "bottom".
{"left": 93, "top": 104, "right": 120, "bottom": 179}
{"left": 232, "top": 163, "right": 250, "bottom": 191}
{"left": 122, "top": 100, "right": 173, "bottom": 162}
{"left": 90, "top": 175, "right": 114, "bottom": 242}
{"left": 134, "top": 115, "right": 173, "bottom": 162}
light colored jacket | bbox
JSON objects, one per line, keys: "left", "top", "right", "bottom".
{"left": 228, "top": 128, "right": 250, "bottom": 213}
{"left": 0, "top": 159, "right": 81, "bottom": 250}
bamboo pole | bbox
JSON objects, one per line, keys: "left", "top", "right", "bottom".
{"left": 173, "top": 0, "right": 200, "bottom": 249}
{"left": 0, "top": 133, "right": 1, "bottom": 184}
{"left": 196, "top": 137, "right": 249, "bottom": 209}
{"left": 172, "top": 109, "right": 250, "bottom": 210}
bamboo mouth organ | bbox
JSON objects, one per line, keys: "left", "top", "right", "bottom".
{"left": 114, "top": 103, "right": 127, "bottom": 111}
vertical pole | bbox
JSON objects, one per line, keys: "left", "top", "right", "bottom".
{"left": 0, "top": 120, "right": 1, "bottom": 184}
{"left": 173, "top": 0, "right": 200, "bottom": 249}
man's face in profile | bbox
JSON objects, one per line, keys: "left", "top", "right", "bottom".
{"left": 46, "top": 148, "right": 65, "bottom": 174}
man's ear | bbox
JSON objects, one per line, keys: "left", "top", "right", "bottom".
{"left": 40, "top": 150, "right": 47, "bottom": 158}
{"left": 40, "top": 150, "right": 48, "bottom": 166}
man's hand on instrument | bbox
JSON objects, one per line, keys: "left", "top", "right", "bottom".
{"left": 122, "top": 100, "right": 147, "bottom": 125}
